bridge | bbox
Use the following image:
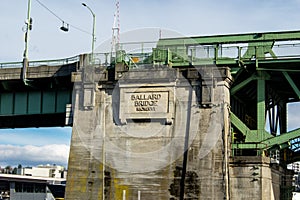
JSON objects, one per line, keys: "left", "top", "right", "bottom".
{"left": 0, "top": 56, "right": 78, "bottom": 127}
{"left": 1, "top": 30, "right": 300, "bottom": 199}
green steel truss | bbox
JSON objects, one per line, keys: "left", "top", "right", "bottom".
{"left": 147, "top": 30, "right": 300, "bottom": 162}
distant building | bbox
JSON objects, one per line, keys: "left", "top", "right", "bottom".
{"left": 0, "top": 174, "right": 65, "bottom": 200}
{"left": 17, "top": 164, "right": 67, "bottom": 179}
{"left": 288, "top": 162, "right": 300, "bottom": 193}
{"left": 293, "top": 192, "right": 300, "bottom": 200}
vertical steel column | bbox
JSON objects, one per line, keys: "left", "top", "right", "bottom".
{"left": 279, "top": 101, "right": 287, "bottom": 134}
{"left": 257, "top": 71, "right": 266, "bottom": 138}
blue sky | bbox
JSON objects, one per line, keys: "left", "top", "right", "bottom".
{"left": 0, "top": 128, "right": 72, "bottom": 167}
{"left": 0, "top": 0, "right": 300, "bottom": 167}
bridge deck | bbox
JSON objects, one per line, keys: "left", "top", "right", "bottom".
{"left": 0, "top": 62, "right": 77, "bottom": 128}
{"left": 0, "top": 30, "right": 300, "bottom": 160}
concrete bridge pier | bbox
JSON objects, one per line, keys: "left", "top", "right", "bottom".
{"left": 65, "top": 62, "right": 232, "bottom": 199}
{"left": 63, "top": 59, "right": 294, "bottom": 199}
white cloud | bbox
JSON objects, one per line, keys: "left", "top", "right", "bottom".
{"left": 0, "top": 144, "right": 69, "bottom": 167}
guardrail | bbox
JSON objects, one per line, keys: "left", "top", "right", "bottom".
{"left": 186, "top": 42, "right": 300, "bottom": 61}
{"left": 0, "top": 55, "right": 80, "bottom": 69}
{"left": 1, "top": 41, "right": 300, "bottom": 69}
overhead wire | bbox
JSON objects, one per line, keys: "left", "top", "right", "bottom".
{"left": 34, "top": 0, "right": 92, "bottom": 35}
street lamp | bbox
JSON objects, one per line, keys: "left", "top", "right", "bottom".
{"left": 23, "top": 0, "right": 70, "bottom": 83}
{"left": 82, "top": 3, "right": 96, "bottom": 63}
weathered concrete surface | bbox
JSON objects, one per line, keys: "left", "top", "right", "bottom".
{"left": 0, "top": 63, "right": 77, "bottom": 80}
{"left": 229, "top": 156, "right": 294, "bottom": 200}
{"left": 65, "top": 65, "right": 231, "bottom": 200}
{"left": 65, "top": 62, "right": 293, "bottom": 199}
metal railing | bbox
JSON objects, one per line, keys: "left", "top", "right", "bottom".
{"left": 0, "top": 55, "right": 80, "bottom": 69}
{"left": 186, "top": 42, "right": 300, "bottom": 61}
{"left": 2, "top": 41, "right": 300, "bottom": 69}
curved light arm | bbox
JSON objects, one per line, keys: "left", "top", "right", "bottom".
{"left": 82, "top": 3, "right": 96, "bottom": 63}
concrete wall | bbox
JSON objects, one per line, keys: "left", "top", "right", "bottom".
{"left": 65, "top": 62, "right": 295, "bottom": 199}
{"left": 229, "top": 156, "right": 294, "bottom": 200}
{"left": 65, "top": 65, "right": 231, "bottom": 200}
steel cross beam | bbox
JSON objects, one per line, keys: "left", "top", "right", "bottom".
{"left": 283, "top": 71, "right": 300, "bottom": 99}
{"left": 157, "top": 30, "right": 300, "bottom": 46}
{"left": 232, "top": 128, "right": 300, "bottom": 151}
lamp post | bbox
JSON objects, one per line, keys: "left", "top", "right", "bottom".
{"left": 82, "top": 3, "right": 96, "bottom": 63}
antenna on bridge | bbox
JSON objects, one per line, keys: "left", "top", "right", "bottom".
{"left": 111, "top": 0, "right": 120, "bottom": 55}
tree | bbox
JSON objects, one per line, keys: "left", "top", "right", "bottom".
{"left": 12, "top": 167, "right": 17, "bottom": 174}
{"left": 5, "top": 166, "right": 12, "bottom": 174}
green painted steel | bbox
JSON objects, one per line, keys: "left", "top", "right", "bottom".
{"left": 56, "top": 90, "right": 72, "bottom": 113}
{"left": 15, "top": 92, "right": 27, "bottom": 115}
{"left": 231, "top": 113, "right": 273, "bottom": 143}
{"left": 230, "top": 75, "right": 256, "bottom": 95}
{"left": 0, "top": 93, "right": 13, "bottom": 115}
{"left": 28, "top": 91, "right": 41, "bottom": 114}
{"left": 230, "top": 113, "right": 250, "bottom": 136}
{"left": 153, "top": 28, "right": 300, "bottom": 156}
{"left": 262, "top": 128, "right": 300, "bottom": 149}
{"left": 257, "top": 72, "right": 266, "bottom": 137}
{"left": 42, "top": 91, "right": 56, "bottom": 114}
{"left": 153, "top": 29, "right": 300, "bottom": 156}
{"left": 152, "top": 30, "right": 300, "bottom": 68}
{"left": 0, "top": 90, "right": 72, "bottom": 116}
{"left": 243, "top": 41, "right": 276, "bottom": 59}
{"left": 283, "top": 71, "right": 300, "bottom": 99}
{"left": 232, "top": 143, "right": 265, "bottom": 150}
{"left": 157, "top": 30, "right": 300, "bottom": 46}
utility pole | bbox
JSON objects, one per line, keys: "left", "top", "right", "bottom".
{"left": 22, "top": 0, "right": 32, "bottom": 83}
